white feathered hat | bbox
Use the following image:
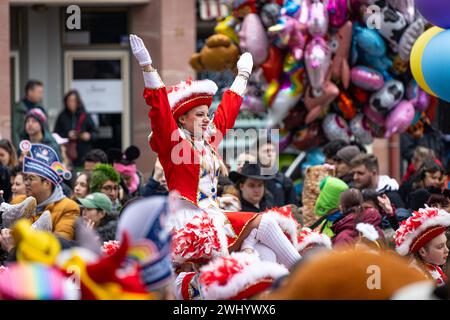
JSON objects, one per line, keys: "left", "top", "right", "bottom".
{"left": 167, "top": 78, "right": 218, "bottom": 121}
{"left": 198, "top": 252, "right": 288, "bottom": 300}
{"left": 394, "top": 207, "right": 450, "bottom": 256}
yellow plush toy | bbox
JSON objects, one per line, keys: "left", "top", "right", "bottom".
{"left": 215, "top": 16, "right": 240, "bottom": 44}
{"left": 190, "top": 34, "right": 240, "bottom": 72}
{"left": 12, "top": 219, "right": 61, "bottom": 265}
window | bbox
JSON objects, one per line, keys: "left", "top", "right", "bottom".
{"left": 63, "top": 8, "right": 129, "bottom": 46}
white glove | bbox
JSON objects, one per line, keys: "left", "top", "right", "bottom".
{"left": 237, "top": 52, "right": 253, "bottom": 77}
{"left": 130, "top": 34, "right": 152, "bottom": 66}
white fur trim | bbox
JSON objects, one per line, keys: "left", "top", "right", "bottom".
{"left": 296, "top": 229, "right": 332, "bottom": 252}
{"left": 390, "top": 281, "right": 437, "bottom": 300}
{"left": 395, "top": 208, "right": 450, "bottom": 256}
{"left": 356, "top": 223, "right": 379, "bottom": 242}
{"left": 168, "top": 79, "right": 218, "bottom": 109}
{"left": 263, "top": 210, "right": 299, "bottom": 247}
{"left": 199, "top": 252, "right": 288, "bottom": 300}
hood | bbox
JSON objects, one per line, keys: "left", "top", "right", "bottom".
{"left": 377, "top": 175, "right": 399, "bottom": 192}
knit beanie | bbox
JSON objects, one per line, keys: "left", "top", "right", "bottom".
{"left": 314, "top": 177, "right": 349, "bottom": 216}
{"left": 90, "top": 164, "right": 120, "bottom": 193}
{"left": 25, "top": 108, "right": 47, "bottom": 132}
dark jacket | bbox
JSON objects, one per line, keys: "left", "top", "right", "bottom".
{"left": 332, "top": 208, "right": 385, "bottom": 247}
{"left": 96, "top": 216, "right": 118, "bottom": 242}
{"left": 143, "top": 178, "right": 168, "bottom": 197}
{"left": 400, "top": 124, "right": 445, "bottom": 163}
{"left": 265, "top": 172, "right": 299, "bottom": 207}
{"left": 240, "top": 192, "right": 276, "bottom": 213}
{"left": 54, "top": 107, "right": 97, "bottom": 166}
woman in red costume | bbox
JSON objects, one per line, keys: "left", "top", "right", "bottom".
{"left": 130, "top": 34, "right": 300, "bottom": 270}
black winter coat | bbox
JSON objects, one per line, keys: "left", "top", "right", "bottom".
{"left": 54, "top": 108, "right": 97, "bottom": 166}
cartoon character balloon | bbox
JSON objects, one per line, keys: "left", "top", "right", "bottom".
{"left": 268, "top": 15, "right": 306, "bottom": 61}
{"left": 307, "top": 0, "right": 329, "bottom": 37}
{"left": 388, "top": 0, "right": 416, "bottom": 24}
{"left": 369, "top": 80, "right": 405, "bottom": 113}
{"left": 305, "top": 37, "right": 331, "bottom": 97}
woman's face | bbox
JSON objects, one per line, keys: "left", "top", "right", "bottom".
{"left": 239, "top": 178, "right": 265, "bottom": 206}
{"left": 0, "top": 147, "right": 11, "bottom": 167}
{"left": 67, "top": 94, "right": 79, "bottom": 113}
{"left": 423, "top": 171, "right": 443, "bottom": 188}
{"left": 419, "top": 233, "right": 449, "bottom": 266}
{"left": 82, "top": 208, "right": 105, "bottom": 227}
{"left": 11, "top": 174, "right": 26, "bottom": 198}
{"left": 74, "top": 174, "right": 89, "bottom": 198}
{"left": 178, "top": 105, "right": 209, "bottom": 139}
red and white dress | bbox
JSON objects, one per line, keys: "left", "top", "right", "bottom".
{"left": 425, "top": 263, "right": 447, "bottom": 287}
{"left": 143, "top": 84, "right": 258, "bottom": 247}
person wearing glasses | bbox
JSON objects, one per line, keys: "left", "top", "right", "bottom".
{"left": 89, "top": 164, "right": 121, "bottom": 217}
{"left": 2, "top": 142, "right": 79, "bottom": 244}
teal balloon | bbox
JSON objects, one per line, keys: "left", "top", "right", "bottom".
{"left": 422, "top": 30, "right": 450, "bottom": 102}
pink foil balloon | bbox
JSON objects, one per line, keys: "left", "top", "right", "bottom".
{"left": 351, "top": 66, "right": 384, "bottom": 91}
{"left": 239, "top": 13, "right": 269, "bottom": 65}
{"left": 406, "top": 80, "right": 431, "bottom": 113}
{"left": 363, "top": 104, "right": 385, "bottom": 127}
{"left": 384, "top": 100, "right": 415, "bottom": 138}
{"left": 305, "top": 37, "right": 331, "bottom": 96}
{"left": 307, "top": 0, "right": 329, "bottom": 37}
{"left": 327, "top": 0, "right": 348, "bottom": 28}
{"left": 268, "top": 15, "right": 306, "bottom": 61}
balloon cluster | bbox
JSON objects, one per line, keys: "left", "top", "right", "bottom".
{"left": 190, "top": 0, "right": 438, "bottom": 152}
{"left": 411, "top": 0, "right": 450, "bottom": 103}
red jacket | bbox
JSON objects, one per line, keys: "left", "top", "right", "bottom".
{"left": 144, "top": 87, "right": 242, "bottom": 206}
{"left": 332, "top": 208, "right": 385, "bottom": 247}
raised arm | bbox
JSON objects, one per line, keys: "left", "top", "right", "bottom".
{"left": 212, "top": 53, "right": 253, "bottom": 144}
{"left": 130, "top": 34, "right": 179, "bottom": 156}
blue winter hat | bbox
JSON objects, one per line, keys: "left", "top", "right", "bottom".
{"left": 116, "top": 195, "right": 175, "bottom": 292}
{"left": 20, "top": 140, "right": 71, "bottom": 185}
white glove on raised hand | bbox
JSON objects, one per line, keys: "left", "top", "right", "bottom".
{"left": 237, "top": 52, "right": 253, "bottom": 76}
{"left": 130, "top": 34, "right": 152, "bottom": 66}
